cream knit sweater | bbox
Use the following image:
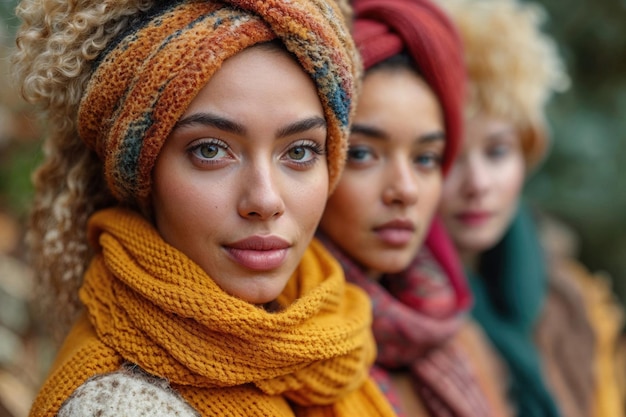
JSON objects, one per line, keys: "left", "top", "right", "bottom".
{"left": 59, "top": 365, "right": 198, "bottom": 417}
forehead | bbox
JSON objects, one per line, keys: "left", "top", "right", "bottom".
{"left": 354, "top": 68, "right": 443, "bottom": 134}
{"left": 464, "top": 114, "right": 518, "bottom": 143}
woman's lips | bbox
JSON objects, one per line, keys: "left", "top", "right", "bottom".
{"left": 373, "top": 219, "right": 416, "bottom": 246}
{"left": 224, "top": 236, "right": 290, "bottom": 271}
{"left": 455, "top": 211, "right": 492, "bottom": 227}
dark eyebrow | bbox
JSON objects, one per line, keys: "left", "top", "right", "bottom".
{"left": 173, "top": 113, "right": 326, "bottom": 139}
{"left": 351, "top": 124, "right": 388, "bottom": 140}
{"left": 351, "top": 123, "right": 446, "bottom": 143}
{"left": 276, "top": 116, "right": 327, "bottom": 138}
{"left": 420, "top": 131, "right": 447, "bottom": 143}
{"left": 173, "top": 113, "right": 246, "bottom": 135}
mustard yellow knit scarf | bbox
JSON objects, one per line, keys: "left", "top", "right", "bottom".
{"left": 29, "top": 208, "right": 396, "bottom": 417}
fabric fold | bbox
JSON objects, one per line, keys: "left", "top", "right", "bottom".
{"left": 30, "top": 207, "right": 396, "bottom": 417}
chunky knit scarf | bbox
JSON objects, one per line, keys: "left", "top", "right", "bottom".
{"left": 29, "top": 207, "right": 396, "bottom": 417}
{"left": 77, "top": 0, "right": 359, "bottom": 209}
{"left": 468, "top": 204, "right": 561, "bottom": 417}
{"left": 317, "top": 218, "right": 493, "bottom": 417}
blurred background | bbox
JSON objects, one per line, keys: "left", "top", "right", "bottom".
{"left": 1, "top": 3, "right": 54, "bottom": 417}
{"left": 1, "top": 0, "right": 625, "bottom": 416}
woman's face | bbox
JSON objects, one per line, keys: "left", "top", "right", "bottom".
{"left": 319, "top": 68, "right": 445, "bottom": 276}
{"left": 152, "top": 45, "right": 328, "bottom": 305}
{"left": 440, "top": 114, "right": 526, "bottom": 260}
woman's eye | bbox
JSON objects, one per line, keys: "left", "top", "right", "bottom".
{"left": 198, "top": 144, "right": 220, "bottom": 159}
{"left": 283, "top": 140, "right": 325, "bottom": 168}
{"left": 187, "top": 139, "right": 230, "bottom": 164}
{"left": 347, "top": 145, "right": 374, "bottom": 162}
{"left": 415, "top": 152, "right": 442, "bottom": 169}
{"left": 487, "top": 144, "right": 510, "bottom": 159}
{"left": 288, "top": 146, "right": 309, "bottom": 161}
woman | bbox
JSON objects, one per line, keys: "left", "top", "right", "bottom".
{"left": 12, "top": 0, "right": 397, "bottom": 415}
{"left": 437, "top": 0, "right": 625, "bottom": 416}
{"left": 317, "top": 0, "right": 511, "bottom": 415}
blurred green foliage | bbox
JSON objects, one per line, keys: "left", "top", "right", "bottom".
{"left": 524, "top": 0, "right": 626, "bottom": 303}
{"left": 0, "top": 0, "right": 41, "bottom": 218}
{"left": 1, "top": 0, "right": 626, "bottom": 303}
{"left": 0, "top": 143, "right": 41, "bottom": 216}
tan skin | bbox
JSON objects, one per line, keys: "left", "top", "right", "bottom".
{"left": 319, "top": 67, "right": 445, "bottom": 280}
{"left": 440, "top": 113, "right": 526, "bottom": 270}
{"left": 152, "top": 45, "right": 329, "bottom": 306}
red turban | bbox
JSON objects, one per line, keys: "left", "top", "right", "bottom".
{"left": 352, "top": 0, "right": 466, "bottom": 174}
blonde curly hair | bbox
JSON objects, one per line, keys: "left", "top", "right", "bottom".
{"left": 12, "top": 0, "right": 356, "bottom": 342}
{"left": 436, "top": 0, "right": 569, "bottom": 169}
{"left": 12, "top": 0, "right": 154, "bottom": 341}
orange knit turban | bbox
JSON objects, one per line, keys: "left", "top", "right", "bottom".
{"left": 77, "top": 0, "right": 360, "bottom": 208}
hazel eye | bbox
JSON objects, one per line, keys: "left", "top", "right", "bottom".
{"left": 288, "top": 146, "right": 308, "bottom": 161}
{"left": 282, "top": 140, "right": 325, "bottom": 169}
{"left": 198, "top": 143, "right": 220, "bottom": 159}
{"left": 186, "top": 138, "right": 231, "bottom": 167}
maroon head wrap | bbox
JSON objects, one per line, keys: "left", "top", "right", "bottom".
{"left": 351, "top": 0, "right": 466, "bottom": 175}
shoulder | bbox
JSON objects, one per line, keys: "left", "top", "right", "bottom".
{"left": 58, "top": 365, "right": 199, "bottom": 417}
{"left": 535, "top": 211, "right": 626, "bottom": 417}
{"left": 535, "top": 209, "right": 623, "bottom": 332}
{"left": 542, "top": 229, "right": 623, "bottom": 338}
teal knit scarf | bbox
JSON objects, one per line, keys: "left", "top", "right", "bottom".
{"left": 467, "top": 203, "right": 561, "bottom": 417}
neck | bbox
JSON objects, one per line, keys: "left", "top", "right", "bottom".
{"left": 460, "top": 250, "right": 480, "bottom": 274}
{"left": 365, "top": 269, "right": 384, "bottom": 281}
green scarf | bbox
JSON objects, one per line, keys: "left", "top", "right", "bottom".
{"left": 467, "top": 203, "right": 561, "bottom": 417}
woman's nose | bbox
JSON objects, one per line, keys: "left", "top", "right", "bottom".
{"left": 460, "top": 156, "right": 491, "bottom": 198}
{"left": 237, "top": 164, "right": 285, "bottom": 220}
{"left": 382, "top": 159, "right": 419, "bottom": 206}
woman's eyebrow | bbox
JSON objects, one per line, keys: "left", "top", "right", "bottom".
{"left": 351, "top": 124, "right": 387, "bottom": 140}
{"left": 276, "top": 116, "right": 327, "bottom": 138}
{"left": 173, "top": 113, "right": 246, "bottom": 135}
{"left": 351, "top": 124, "right": 446, "bottom": 143}
{"left": 173, "top": 114, "right": 327, "bottom": 139}
{"left": 420, "top": 131, "right": 446, "bottom": 143}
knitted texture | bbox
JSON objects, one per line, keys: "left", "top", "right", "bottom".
{"left": 77, "top": 0, "right": 360, "bottom": 208}
{"left": 29, "top": 207, "right": 396, "bottom": 417}
{"left": 59, "top": 368, "right": 200, "bottom": 417}
{"left": 317, "top": 219, "right": 493, "bottom": 417}
{"left": 351, "top": 0, "right": 466, "bottom": 175}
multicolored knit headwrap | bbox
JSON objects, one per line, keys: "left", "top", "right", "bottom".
{"left": 351, "top": 0, "right": 466, "bottom": 175}
{"left": 77, "top": 0, "right": 360, "bottom": 208}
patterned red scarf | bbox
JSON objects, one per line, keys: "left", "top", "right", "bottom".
{"left": 318, "top": 217, "right": 493, "bottom": 417}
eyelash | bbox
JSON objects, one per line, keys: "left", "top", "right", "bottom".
{"left": 186, "top": 138, "right": 326, "bottom": 169}
{"left": 346, "top": 145, "right": 376, "bottom": 168}
{"left": 415, "top": 152, "right": 443, "bottom": 170}
{"left": 284, "top": 140, "right": 326, "bottom": 169}
{"left": 186, "top": 138, "right": 231, "bottom": 167}
{"left": 346, "top": 145, "right": 443, "bottom": 172}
